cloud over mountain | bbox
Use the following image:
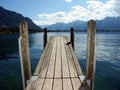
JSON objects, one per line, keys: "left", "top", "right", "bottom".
{"left": 46, "top": 16, "right": 120, "bottom": 30}
{"left": 34, "top": 0, "right": 120, "bottom": 26}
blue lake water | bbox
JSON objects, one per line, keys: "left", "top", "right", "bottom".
{"left": 0, "top": 32, "right": 120, "bottom": 90}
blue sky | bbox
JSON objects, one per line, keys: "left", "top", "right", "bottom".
{"left": 0, "top": 0, "right": 120, "bottom": 25}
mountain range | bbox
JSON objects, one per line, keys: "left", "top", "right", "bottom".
{"left": 46, "top": 17, "right": 120, "bottom": 31}
{"left": 0, "top": 6, "right": 120, "bottom": 32}
{"left": 0, "top": 6, "right": 41, "bottom": 33}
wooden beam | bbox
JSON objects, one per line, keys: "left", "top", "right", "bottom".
{"left": 86, "top": 20, "right": 96, "bottom": 90}
{"left": 70, "top": 27, "right": 74, "bottom": 50}
{"left": 44, "top": 28, "right": 47, "bottom": 49}
{"left": 19, "top": 21, "right": 31, "bottom": 89}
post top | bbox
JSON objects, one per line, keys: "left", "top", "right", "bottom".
{"left": 44, "top": 28, "right": 47, "bottom": 31}
{"left": 19, "top": 21, "right": 28, "bottom": 35}
{"left": 89, "top": 19, "right": 96, "bottom": 23}
{"left": 20, "top": 20, "right": 27, "bottom": 25}
{"left": 70, "top": 27, "right": 74, "bottom": 32}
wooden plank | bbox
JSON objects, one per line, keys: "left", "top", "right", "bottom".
{"left": 26, "top": 78, "right": 44, "bottom": 90}
{"left": 35, "top": 78, "right": 45, "bottom": 90}
{"left": 61, "top": 37, "right": 69, "bottom": 78}
{"left": 63, "top": 37, "right": 78, "bottom": 78}
{"left": 71, "top": 78, "right": 81, "bottom": 90}
{"left": 39, "top": 37, "right": 54, "bottom": 78}
{"left": 34, "top": 37, "right": 53, "bottom": 76}
{"left": 53, "top": 79, "right": 62, "bottom": 90}
{"left": 69, "top": 43, "right": 83, "bottom": 76}
{"left": 46, "top": 37, "right": 57, "bottom": 78}
{"left": 26, "top": 36, "right": 55, "bottom": 90}
{"left": 26, "top": 80, "right": 36, "bottom": 90}
{"left": 42, "top": 79, "right": 53, "bottom": 90}
{"left": 54, "top": 36, "right": 62, "bottom": 78}
{"left": 63, "top": 79, "right": 73, "bottom": 90}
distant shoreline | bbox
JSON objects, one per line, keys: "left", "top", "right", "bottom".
{"left": 0, "top": 28, "right": 41, "bottom": 34}
{"left": 46, "top": 30, "right": 120, "bottom": 32}
{"left": 0, "top": 28, "right": 120, "bottom": 34}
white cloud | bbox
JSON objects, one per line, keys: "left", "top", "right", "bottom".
{"left": 65, "top": 0, "right": 72, "bottom": 3}
{"left": 34, "top": 11, "right": 68, "bottom": 25}
{"left": 86, "top": 0, "right": 116, "bottom": 20}
{"left": 34, "top": 0, "right": 120, "bottom": 25}
{"left": 112, "top": 0, "right": 120, "bottom": 15}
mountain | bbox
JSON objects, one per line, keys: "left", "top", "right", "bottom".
{"left": 46, "top": 17, "right": 120, "bottom": 31}
{"left": 46, "top": 21, "right": 86, "bottom": 30}
{"left": 0, "top": 6, "right": 42, "bottom": 33}
{"left": 96, "top": 17, "right": 120, "bottom": 30}
{"left": 46, "top": 22, "right": 67, "bottom": 30}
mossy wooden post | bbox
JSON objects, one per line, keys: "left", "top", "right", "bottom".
{"left": 70, "top": 27, "right": 74, "bottom": 50}
{"left": 44, "top": 28, "right": 47, "bottom": 49}
{"left": 19, "top": 21, "right": 31, "bottom": 90}
{"left": 86, "top": 20, "right": 96, "bottom": 90}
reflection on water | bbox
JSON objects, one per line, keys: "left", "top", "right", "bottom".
{"left": 0, "top": 32, "right": 120, "bottom": 90}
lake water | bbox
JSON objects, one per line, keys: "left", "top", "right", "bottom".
{"left": 0, "top": 32, "right": 120, "bottom": 90}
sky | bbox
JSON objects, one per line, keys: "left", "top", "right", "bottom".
{"left": 0, "top": 0, "right": 120, "bottom": 26}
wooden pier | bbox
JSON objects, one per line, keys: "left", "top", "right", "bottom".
{"left": 19, "top": 20, "right": 96, "bottom": 90}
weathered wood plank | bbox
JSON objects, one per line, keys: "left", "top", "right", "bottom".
{"left": 35, "top": 78, "right": 45, "bottom": 90}
{"left": 26, "top": 80, "right": 36, "bottom": 90}
{"left": 46, "top": 37, "right": 57, "bottom": 78}
{"left": 61, "top": 37, "right": 69, "bottom": 78}
{"left": 53, "top": 79, "right": 62, "bottom": 90}
{"left": 71, "top": 78, "right": 81, "bottom": 90}
{"left": 69, "top": 43, "right": 83, "bottom": 76}
{"left": 54, "top": 36, "right": 62, "bottom": 78}
{"left": 34, "top": 37, "right": 53, "bottom": 76}
{"left": 63, "top": 37, "right": 78, "bottom": 78}
{"left": 42, "top": 79, "right": 53, "bottom": 90}
{"left": 39, "top": 37, "right": 54, "bottom": 78}
{"left": 26, "top": 78, "right": 44, "bottom": 90}
{"left": 63, "top": 79, "right": 73, "bottom": 90}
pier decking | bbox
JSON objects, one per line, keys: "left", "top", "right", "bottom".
{"left": 19, "top": 20, "right": 96, "bottom": 90}
{"left": 27, "top": 36, "right": 87, "bottom": 90}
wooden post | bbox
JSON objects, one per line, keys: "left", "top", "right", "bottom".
{"left": 86, "top": 20, "right": 96, "bottom": 90}
{"left": 70, "top": 27, "right": 74, "bottom": 50}
{"left": 44, "top": 28, "right": 47, "bottom": 49}
{"left": 19, "top": 21, "right": 31, "bottom": 90}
